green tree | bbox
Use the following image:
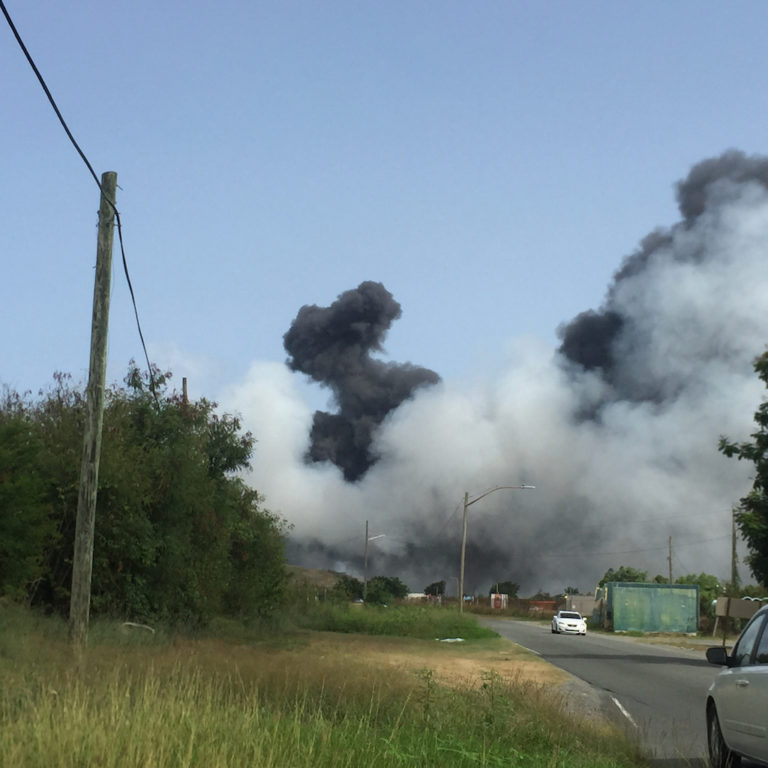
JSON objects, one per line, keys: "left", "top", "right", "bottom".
{"left": 0, "top": 392, "right": 56, "bottom": 598}
{"left": 93, "top": 364, "right": 285, "bottom": 623}
{"left": 25, "top": 372, "right": 86, "bottom": 608}
{"left": 739, "top": 583, "right": 768, "bottom": 599}
{"left": 489, "top": 580, "right": 519, "bottom": 597}
{"left": 675, "top": 573, "right": 721, "bottom": 618}
{"left": 0, "top": 366, "right": 289, "bottom": 624}
{"left": 223, "top": 482, "right": 290, "bottom": 619}
{"left": 331, "top": 574, "right": 364, "bottom": 601}
{"left": 598, "top": 566, "right": 648, "bottom": 587}
{"left": 424, "top": 580, "right": 445, "bottom": 596}
{"left": 719, "top": 349, "right": 768, "bottom": 586}
{"left": 366, "top": 575, "right": 408, "bottom": 604}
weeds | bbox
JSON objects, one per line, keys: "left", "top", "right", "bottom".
{"left": 0, "top": 603, "right": 648, "bottom": 767}
{"left": 414, "top": 667, "right": 436, "bottom": 724}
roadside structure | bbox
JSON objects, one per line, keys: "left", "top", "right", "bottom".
{"left": 596, "top": 582, "right": 699, "bottom": 633}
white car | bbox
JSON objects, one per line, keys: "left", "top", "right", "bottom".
{"left": 551, "top": 610, "right": 587, "bottom": 635}
{"left": 705, "top": 603, "right": 768, "bottom": 768}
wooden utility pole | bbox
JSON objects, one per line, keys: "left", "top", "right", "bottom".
{"left": 731, "top": 509, "right": 740, "bottom": 590}
{"left": 69, "top": 171, "right": 117, "bottom": 648}
{"left": 362, "top": 522, "right": 385, "bottom": 602}
{"left": 668, "top": 536, "right": 673, "bottom": 583}
{"left": 459, "top": 492, "right": 469, "bottom": 613}
{"left": 363, "top": 520, "right": 369, "bottom": 602}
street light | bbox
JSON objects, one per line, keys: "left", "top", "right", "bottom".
{"left": 458, "top": 485, "right": 535, "bottom": 613}
{"left": 363, "top": 520, "right": 385, "bottom": 602}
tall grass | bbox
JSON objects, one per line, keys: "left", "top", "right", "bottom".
{"left": 294, "top": 602, "right": 499, "bottom": 640}
{"left": 0, "top": 603, "right": 647, "bottom": 767}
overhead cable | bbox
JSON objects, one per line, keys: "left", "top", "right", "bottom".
{"left": 0, "top": 0, "right": 157, "bottom": 402}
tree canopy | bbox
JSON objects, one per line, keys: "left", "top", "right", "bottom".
{"left": 331, "top": 574, "right": 364, "bottom": 601}
{"left": 675, "top": 573, "right": 721, "bottom": 617}
{"left": 598, "top": 566, "right": 648, "bottom": 587}
{"left": 366, "top": 576, "right": 408, "bottom": 604}
{"left": 0, "top": 367, "right": 289, "bottom": 624}
{"left": 719, "top": 349, "right": 768, "bottom": 586}
{"left": 424, "top": 580, "right": 445, "bottom": 596}
{"left": 330, "top": 574, "right": 409, "bottom": 604}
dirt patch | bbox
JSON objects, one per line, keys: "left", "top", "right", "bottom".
{"left": 298, "top": 631, "right": 569, "bottom": 689}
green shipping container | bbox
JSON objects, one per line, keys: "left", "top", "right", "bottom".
{"left": 606, "top": 582, "right": 699, "bottom": 633}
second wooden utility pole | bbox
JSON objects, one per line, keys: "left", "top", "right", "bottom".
{"left": 731, "top": 508, "right": 740, "bottom": 589}
{"left": 667, "top": 536, "right": 673, "bottom": 583}
{"left": 69, "top": 171, "right": 117, "bottom": 648}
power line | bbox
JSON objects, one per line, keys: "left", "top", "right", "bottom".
{"left": 1, "top": 0, "right": 156, "bottom": 402}
{"left": 674, "top": 553, "right": 693, "bottom": 576}
{"left": 534, "top": 534, "right": 730, "bottom": 561}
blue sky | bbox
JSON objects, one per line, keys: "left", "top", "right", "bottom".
{"left": 3, "top": 2, "right": 765, "bottom": 397}
{"left": 5, "top": 3, "right": 768, "bottom": 592}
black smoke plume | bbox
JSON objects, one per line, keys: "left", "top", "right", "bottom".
{"left": 557, "top": 149, "right": 768, "bottom": 406}
{"left": 233, "top": 149, "right": 767, "bottom": 596}
{"left": 283, "top": 281, "right": 441, "bottom": 481}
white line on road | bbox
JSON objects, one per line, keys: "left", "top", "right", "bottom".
{"left": 611, "top": 696, "right": 638, "bottom": 728}
{"left": 513, "top": 643, "right": 541, "bottom": 656}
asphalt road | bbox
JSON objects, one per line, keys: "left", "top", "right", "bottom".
{"left": 480, "top": 617, "right": 721, "bottom": 767}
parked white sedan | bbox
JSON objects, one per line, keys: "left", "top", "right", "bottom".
{"left": 551, "top": 610, "right": 587, "bottom": 635}
{"left": 705, "top": 604, "right": 768, "bottom": 768}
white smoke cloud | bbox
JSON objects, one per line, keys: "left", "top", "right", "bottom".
{"left": 226, "top": 153, "right": 768, "bottom": 595}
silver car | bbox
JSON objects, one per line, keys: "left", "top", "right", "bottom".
{"left": 705, "top": 604, "right": 768, "bottom": 767}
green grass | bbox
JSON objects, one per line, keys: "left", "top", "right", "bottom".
{"left": 0, "top": 603, "right": 649, "bottom": 767}
{"left": 295, "top": 602, "right": 500, "bottom": 640}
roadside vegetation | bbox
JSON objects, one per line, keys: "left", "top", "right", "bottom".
{"left": 0, "top": 367, "right": 289, "bottom": 625}
{"left": 0, "top": 602, "right": 648, "bottom": 768}
{"left": 18, "top": 359, "right": 768, "bottom": 764}
{"left": 721, "top": 348, "right": 768, "bottom": 587}
{"left": 296, "top": 601, "right": 499, "bottom": 640}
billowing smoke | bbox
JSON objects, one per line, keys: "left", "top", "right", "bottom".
{"left": 559, "top": 149, "right": 768, "bottom": 406}
{"left": 283, "top": 281, "right": 440, "bottom": 481}
{"left": 228, "top": 149, "right": 768, "bottom": 596}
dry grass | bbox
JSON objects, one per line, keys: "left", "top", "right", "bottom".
{"left": 0, "top": 605, "right": 648, "bottom": 767}
{"left": 298, "top": 630, "right": 569, "bottom": 688}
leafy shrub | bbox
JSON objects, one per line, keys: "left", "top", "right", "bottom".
{"left": 0, "top": 367, "right": 289, "bottom": 625}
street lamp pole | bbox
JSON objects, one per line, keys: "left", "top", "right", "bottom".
{"left": 363, "top": 520, "right": 385, "bottom": 602}
{"left": 458, "top": 485, "right": 535, "bottom": 613}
